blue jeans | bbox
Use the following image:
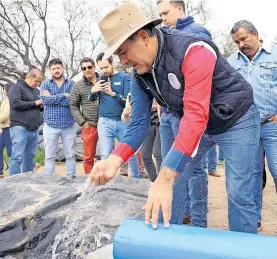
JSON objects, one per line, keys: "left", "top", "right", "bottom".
{"left": 218, "top": 146, "right": 224, "bottom": 162}
{"left": 253, "top": 122, "right": 277, "bottom": 223}
{"left": 43, "top": 123, "right": 77, "bottom": 176}
{"left": 9, "top": 126, "right": 39, "bottom": 175}
{"left": 98, "top": 117, "right": 140, "bottom": 179}
{"left": 0, "top": 128, "right": 12, "bottom": 174}
{"left": 170, "top": 105, "right": 260, "bottom": 233}
{"left": 202, "top": 145, "right": 217, "bottom": 173}
{"left": 160, "top": 112, "right": 208, "bottom": 220}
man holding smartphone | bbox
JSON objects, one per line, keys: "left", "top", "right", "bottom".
{"left": 88, "top": 52, "right": 140, "bottom": 178}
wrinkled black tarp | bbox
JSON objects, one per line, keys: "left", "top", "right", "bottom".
{"left": 0, "top": 216, "right": 62, "bottom": 256}
{"left": 0, "top": 173, "right": 85, "bottom": 258}
{"left": 0, "top": 173, "right": 150, "bottom": 259}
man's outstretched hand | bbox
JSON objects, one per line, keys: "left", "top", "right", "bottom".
{"left": 89, "top": 155, "right": 123, "bottom": 185}
{"left": 90, "top": 156, "right": 179, "bottom": 229}
{"left": 144, "top": 166, "right": 178, "bottom": 229}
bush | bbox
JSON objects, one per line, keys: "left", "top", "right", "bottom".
{"left": 3, "top": 147, "right": 45, "bottom": 166}
{"left": 34, "top": 148, "right": 45, "bottom": 166}
{"left": 3, "top": 148, "right": 9, "bottom": 163}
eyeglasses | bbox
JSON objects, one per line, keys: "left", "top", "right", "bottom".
{"left": 81, "top": 66, "right": 94, "bottom": 71}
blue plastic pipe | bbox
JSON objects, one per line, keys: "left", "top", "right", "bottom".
{"left": 113, "top": 219, "right": 277, "bottom": 259}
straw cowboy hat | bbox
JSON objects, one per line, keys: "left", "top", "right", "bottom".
{"left": 98, "top": 3, "right": 162, "bottom": 60}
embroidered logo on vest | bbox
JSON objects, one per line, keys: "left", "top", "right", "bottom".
{"left": 168, "top": 73, "right": 181, "bottom": 89}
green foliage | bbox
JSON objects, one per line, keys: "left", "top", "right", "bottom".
{"left": 3, "top": 147, "right": 45, "bottom": 166}
{"left": 34, "top": 148, "right": 45, "bottom": 166}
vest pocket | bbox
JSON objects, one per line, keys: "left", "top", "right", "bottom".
{"left": 260, "top": 62, "right": 277, "bottom": 81}
{"left": 210, "top": 98, "right": 237, "bottom": 121}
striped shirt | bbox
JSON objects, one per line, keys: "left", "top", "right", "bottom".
{"left": 41, "top": 78, "right": 75, "bottom": 128}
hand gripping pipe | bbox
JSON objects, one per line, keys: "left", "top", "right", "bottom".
{"left": 113, "top": 219, "right": 277, "bottom": 259}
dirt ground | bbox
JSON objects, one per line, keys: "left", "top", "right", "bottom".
{"left": 3, "top": 162, "right": 277, "bottom": 236}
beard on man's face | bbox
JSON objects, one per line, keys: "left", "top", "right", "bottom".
{"left": 52, "top": 72, "right": 63, "bottom": 79}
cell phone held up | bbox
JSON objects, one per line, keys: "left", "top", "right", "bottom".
{"left": 126, "top": 93, "right": 132, "bottom": 106}
{"left": 100, "top": 75, "right": 109, "bottom": 83}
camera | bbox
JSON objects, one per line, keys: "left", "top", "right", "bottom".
{"left": 100, "top": 75, "right": 109, "bottom": 82}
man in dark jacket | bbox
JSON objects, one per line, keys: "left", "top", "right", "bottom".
{"left": 70, "top": 58, "right": 99, "bottom": 174}
{"left": 157, "top": 0, "right": 219, "bottom": 227}
{"left": 90, "top": 3, "right": 260, "bottom": 234}
{"left": 8, "top": 68, "right": 43, "bottom": 175}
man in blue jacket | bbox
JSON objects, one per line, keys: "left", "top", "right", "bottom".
{"left": 88, "top": 53, "right": 140, "bottom": 179}
{"left": 157, "top": 0, "right": 211, "bottom": 38}
{"left": 157, "top": 0, "right": 219, "bottom": 227}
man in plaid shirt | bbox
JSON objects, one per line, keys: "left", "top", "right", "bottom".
{"left": 41, "top": 58, "right": 76, "bottom": 176}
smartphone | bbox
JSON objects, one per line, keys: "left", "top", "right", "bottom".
{"left": 100, "top": 75, "right": 109, "bottom": 82}
{"left": 126, "top": 93, "right": 132, "bottom": 105}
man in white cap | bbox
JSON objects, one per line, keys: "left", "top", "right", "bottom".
{"left": 89, "top": 3, "right": 260, "bottom": 234}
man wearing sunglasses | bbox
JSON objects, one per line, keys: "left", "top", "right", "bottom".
{"left": 70, "top": 58, "right": 100, "bottom": 174}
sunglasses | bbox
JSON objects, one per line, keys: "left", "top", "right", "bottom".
{"left": 81, "top": 65, "right": 94, "bottom": 71}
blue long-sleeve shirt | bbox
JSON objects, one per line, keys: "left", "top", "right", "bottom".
{"left": 41, "top": 78, "right": 75, "bottom": 128}
{"left": 88, "top": 72, "right": 131, "bottom": 120}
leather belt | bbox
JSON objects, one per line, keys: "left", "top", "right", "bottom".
{"left": 260, "top": 119, "right": 270, "bottom": 126}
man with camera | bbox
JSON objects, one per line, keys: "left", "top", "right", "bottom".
{"left": 88, "top": 52, "right": 140, "bottom": 178}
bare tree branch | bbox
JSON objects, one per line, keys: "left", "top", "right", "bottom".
{"left": 0, "top": 37, "right": 21, "bottom": 57}
{"left": 0, "top": 0, "right": 102, "bottom": 82}
{"left": 26, "top": 0, "right": 50, "bottom": 74}
{"left": 184, "top": 0, "right": 210, "bottom": 25}
{"left": 29, "top": 33, "right": 43, "bottom": 67}
{"left": 213, "top": 30, "right": 237, "bottom": 59}
{"left": 1, "top": 22, "right": 22, "bottom": 53}
{"left": 57, "top": 0, "right": 100, "bottom": 78}
{"left": 16, "top": 0, "right": 32, "bottom": 45}
{"left": 0, "top": 53, "right": 17, "bottom": 68}
{"left": 0, "top": 63, "right": 24, "bottom": 77}
{"left": 0, "top": 1, "right": 30, "bottom": 55}
{"left": 0, "top": 76, "right": 13, "bottom": 83}
{"left": 0, "top": 0, "right": 52, "bottom": 83}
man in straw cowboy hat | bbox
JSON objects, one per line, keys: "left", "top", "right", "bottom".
{"left": 89, "top": 2, "right": 260, "bottom": 234}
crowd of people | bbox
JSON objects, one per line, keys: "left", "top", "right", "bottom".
{"left": 0, "top": 0, "right": 276, "bottom": 235}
